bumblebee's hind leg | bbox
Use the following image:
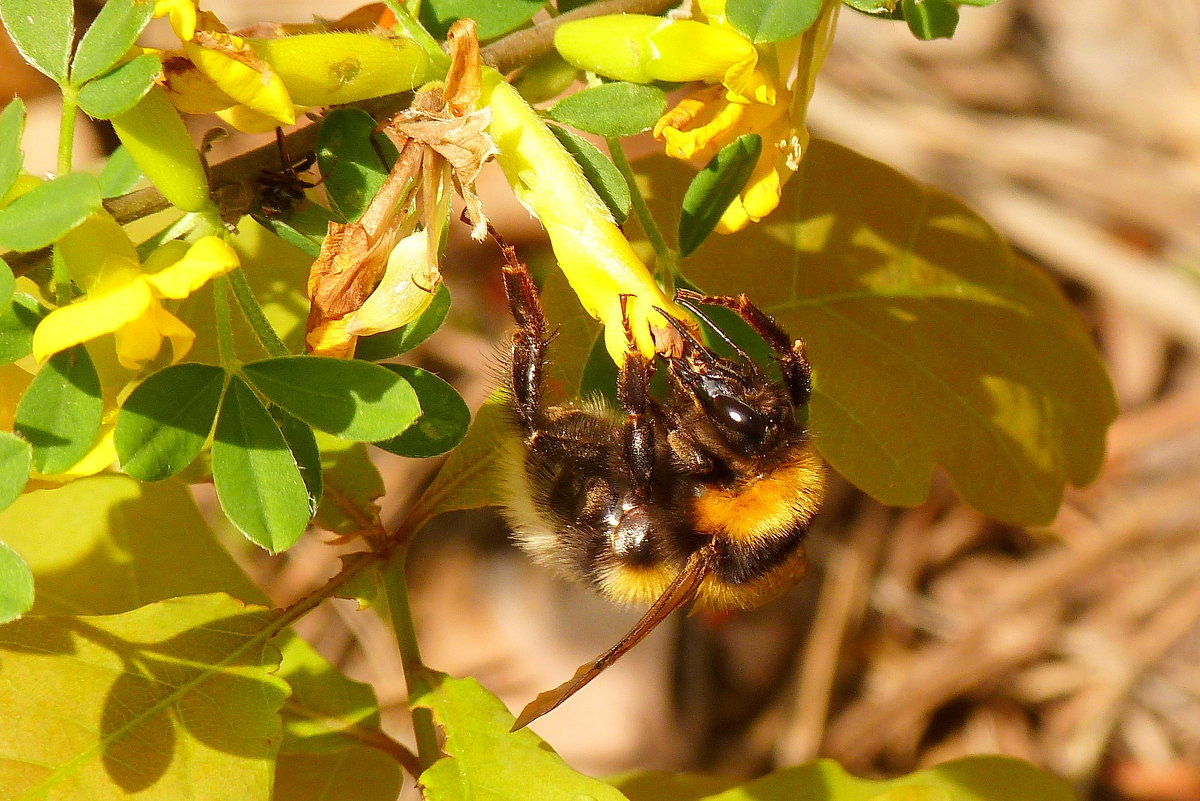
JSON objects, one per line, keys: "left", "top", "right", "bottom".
{"left": 674, "top": 289, "right": 812, "bottom": 407}
{"left": 498, "top": 244, "right": 553, "bottom": 437}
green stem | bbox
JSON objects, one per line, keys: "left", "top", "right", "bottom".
{"left": 213, "top": 275, "right": 236, "bottom": 366}
{"left": 606, "top": 136, "right": 679, "bottom": 294}
{"left": 381, "top": 547, "right": 441, "bottom": 771}
{"left": 227, "top": 267, "right": 290, "bottom": 357}
{"left": 57, "top": 90, "right": 77, "bottom": 177}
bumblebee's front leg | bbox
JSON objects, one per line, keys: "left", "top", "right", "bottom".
{"left": 499, "top": 255, "right": 551, "bottom": 437}
{"left": 674, "top": 289, "right": 812, "bottom": 407}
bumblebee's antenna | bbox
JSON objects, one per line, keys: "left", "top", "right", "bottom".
{"left": 674, "top": 293, "right": 751, "bottom": 362}
{"left": 511, "top": 546, "right": 717, "bottom": 730}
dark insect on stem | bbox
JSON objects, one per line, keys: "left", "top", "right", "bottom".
{"left": 256, "top": 127, "right": 319, "bottom": 218}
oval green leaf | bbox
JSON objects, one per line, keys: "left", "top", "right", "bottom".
{"left": 679, "top": 133, "right": 761, "bottom": 256}
{"left": 0, "top": 172, "right": 102, "bottom": 252}
{"left": 372, "top": 365, "right": 469, "bottom": 458}
{"left": 418, "top": 0, "right": 543, "bottom": 39}
{"left": 0, "top": 539, "right": 34, "bottom": 623}
{"left": 98, "top": 144, "right": 142, "bottom": 198}
{"left": 648, "top": 141, "right": 1117, "bottom": 525}
{"left": 317, "top": 107, "right": 398, "bottom": 223}
{"left": 727, "top": 0, "right": 824, "bottom": 43}
{"left": 212, "top": 375, "right": 311, "bottom": 552}
{"left": 355, "top": 283, "right": 451, "bottom": 361}
{"left": 549, "top": 125, "right": 631, "bottom": 223}
{"left": 115, "top": 363, "right": 226, "bottom": 481}
{"left": 546, "top": 82, "right": 668, "bottom": 137}
{"left": 0, "top": 98, "right": 26, "bottom": 200}
{"left": 241, "top": 355, "right": 420, "bottom": 442}
{"left": 0, "top": 0, "right": 74, "bottom": 83}
{"left": 270, "top": 404, "right": 322, "bottom": 514}
{"left": 0, "top": 292, "right": 45, "bottom": 364}
{"left": 0, "top": 430, "right": 32, "bottom": 512}
{"left": 14, "top": 345, "right": 103, "bottom": 474}
{"left": 253, "top": 200, "right": 338, "bottom": 258}
{"left": 70, "top": 0, "right": 156, "bottom": 85}
{"left": 902, "top": 0, "right": 959, "bottom": 39}
{"left": 77, "top": 53, "right": 162, "bottom": 120}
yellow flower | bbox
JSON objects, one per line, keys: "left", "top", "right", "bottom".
{"left": 555, "top": 0, "right": 839, "bottom": 232}
{"left": 153, "top": 1, "right": 432, "bottom": 133}
{"left": 480, "top": 66, "right": 692, "bottom": 363}
{"left": 32, "top": 215, "right": 239, "bottom": 370}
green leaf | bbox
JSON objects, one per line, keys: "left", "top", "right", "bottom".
{"left": 355, "top": 282, "right": 451, "bottom": 361}
{"left": 253, "top": 199, "right": 339, "bottom": 257}
{"left": 14, "top": 345, "right": 103, "bottom": 474}
{"left": 643, "top": 140, "right": 1117, "bottom": 525}
{"left": 373, "top": 365, "right": 469, "bottom": 458}
{"left": 274, "top": 632, "right": 401, "bottom": 800}
{"left": 0, "top": 0, "right": 74, "bottom": 83}
{"left": 0, "top": 172, "right": 103, "bottom": 251}
{"left": 407, "top": 395, "right": 509, "bottom": 524}
{"left": 98, "top": 144, "right": 142, "bottom": 197}
{"left": 0, "top": 474, "right": 265, "bottom": 614}
{"left": 414, "top": 674, "right": 629, "bottom": 801}
{"left": 242, "top": 355, "right": 421, "bottom": 442}
{"left": 212, "top": 375, "right": 312, "bottom": 552}
{"left": 0, "top": 257, "right": 12, "bottom": 306}
{"left": 271, "top": 404, "right": 322, "bottom": 514}
{"left": 0, "top": 98, "right": 26, "bottom": 200}
{"left": 70, "top": 0, "right": 156, "bottom": 84}
{"left": 418, "top": 0, "right": 543, "bottom": 40}
{"left": 902, "top": 0, "right": 959, "bottom": 39}
{"left": 668, "top": 756, "right": 1076, "bottom": 800}
{"left": 679, "top": 133, "right": 761, "bottom": 256}
{"left": 313, "top": 435, "right": 384, "bottom": 535}
{"left": 726, "top": 0, "right": 824, "bottom": 43}
{"left": 549, "top": 125, "right": 631, "bottom": 223}
{"left": 0, "top": 292, "right": 45, "bottom": 363}
{"left": 115, "top": 363, "right": 225, "bottom": 481}
{"left": 612, "top": 771, "right": 741, "bottom": 801}
{"left": 0, "top": 593, "right": 288, "bottom": 800}
{"left": 0, "top": 540, "right": 33, "bottom": 623}
{"left": 0, "top": 430, "right": 31, "bottom": 512}
{"left": 842, "top": 0, "right": 899, "bottom": 13}
{"left": 76, "top": 52, "right": 162, "bottom": 119}
{"left": 546, "top": 81, "right": 667, "bottom": 137}
{"left": 317, "top": 107, "right": 398, "bottom": 222}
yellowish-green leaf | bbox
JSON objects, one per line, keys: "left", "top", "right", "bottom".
{"left": 639, "top": 756, "right": 1077, "bottom": 800}
{"left": 0, "top": 474, "right": 264, "bottom": 615}
{"left": 0, "top": 593, "right": 288, "bottom": 800}
{"left": 641, "top": 142, "right": 1115, "bottom": 524}
{"left": 413, "top": 674, "right": 628, "bottom": 801}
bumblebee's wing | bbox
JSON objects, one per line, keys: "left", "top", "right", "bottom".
{"left": 511, "top": 545, "right": 717, "bottom": 730}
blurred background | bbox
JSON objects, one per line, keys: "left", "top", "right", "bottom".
{"left": 6, "top": 2, "right": 1200, "bottom": 798}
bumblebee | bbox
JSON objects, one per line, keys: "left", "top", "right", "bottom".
{"left": 497, "top": 252, "right": 825, "bottom": 727}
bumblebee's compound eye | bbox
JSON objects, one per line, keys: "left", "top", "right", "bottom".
{"left": 710, "top": 395, "right": 767, "bottom": 439}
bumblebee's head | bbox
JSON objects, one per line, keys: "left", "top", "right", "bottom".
{"left": 665, "top": 340, "right": 799, "bottom": 459}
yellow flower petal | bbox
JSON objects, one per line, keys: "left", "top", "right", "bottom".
{"left": 113, "top": 304, "right": 166, "bottom": 369}
{"left": 55, "top": 213, "right": 141, "bottom": 291}
{"left": 185, "top": 33, "right": 295, "bottom": 125}
{"left": 155, "top": 0, "right": 198, "bottom": 41}
{"left": 213, "top": 104, "right": 297, "bottom": 134}
{"left": 346, "top": 231, "right": 438, "bottom": 337}
{"left": 161, "top": 52, "right": 238, "bottom": 114}
{"left": 646, "top": 20, "right": 757, "bottom": 84}
{"left": 32, "top": 281, "right": 154, "bottom": 363}
{"left": 480, "top": 67, "right": 688, "bottom": 362}
{"left": 145, "top": 236, "right": 239, "bottom": 299}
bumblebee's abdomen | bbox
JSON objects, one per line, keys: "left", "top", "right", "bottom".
{"left": 690, "top": 442, "right": 826, "bottom": 610}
